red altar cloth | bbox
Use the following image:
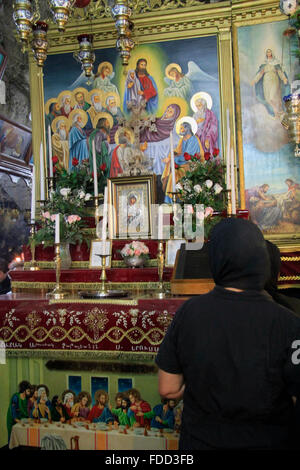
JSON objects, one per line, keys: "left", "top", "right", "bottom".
{"left": 10, "top": 268, "right": 173, "bottom": 285}
{"left": 0, "top": 293, "right": 186, "bottom": 357}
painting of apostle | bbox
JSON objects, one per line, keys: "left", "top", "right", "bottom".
{"left": 92, "top": 61, "right": 120, "bottom": 97}
{"left": 68, "top": 109, "right": 89, "bottom": 171}
{"left": 89, "top": 113, "right": 113, "bottom": 190}
{"left": 110, "top": 127, "right": 134, "bottom": 177}
{"left": 73, "top": 87, "right": 91, "bottom": 111}
{"left": 103, "top": 92, "right": 124, "bottom": 144}
{"left": 58, "top": 90, "right": 75, "bottom": 118}
{"left": 45, "top": 98, "right": 61, "bottom": 131}
{"left": 191, "top": 91, "right": 218, "bottom": 153}
{"left": 162, "top": 116, "right": 204, "bottom": 202}
{"left": 51, "top": 116, "right": 70, "bottom": 170}
{"left": 88, "top": 89, "right": 104, "bottom": 122}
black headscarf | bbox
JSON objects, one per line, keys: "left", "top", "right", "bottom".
{"left": 209, "top": 218, "right": 270, "bottom": 290}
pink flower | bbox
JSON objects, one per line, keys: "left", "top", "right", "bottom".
{"left": 135, "top": 249, "right": 141, "bottom": 256}
{"left": 67, "top": 215, "right": 81, "bottom": 224}
{"left": 50, "top": 214, "right": 57, "bottom": 222}
{"left": 42, "top": 211, "right": 51, "bottom": 219}
{"left": 204, "top": 207, "right": 214, "bottom": 218}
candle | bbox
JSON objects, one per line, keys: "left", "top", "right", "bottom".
{"left": 48, "top": 125, "right": 53, "bottom": 178}
{"left": 92, "top": 140, "right": 98, "bottom": 197}
{"left": 31, "top": 165, "right": 36, "bottom": 223}
{"left": 40, "top": 142, "right": 45, "bottom": 201}
{"left": 170, "top": 131, "right": 176, "bottom": 194}
{"left": 158, "top": 204, "right": 164, "bottom": 240}
{"left": 230, "top": 148, "right": 236, "bottom": 215}
{"left": 226, "top": 108, "right": 231, "bottom": 191}
{"left": 55, "top": 214, "right": 60, "bottom": 244}
{"left": 102, "top": 186, "right": 108, "bottom": 241}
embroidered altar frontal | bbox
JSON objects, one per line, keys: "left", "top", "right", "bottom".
{"left": 0, "top": 295, "right": 186, "bottom": 358}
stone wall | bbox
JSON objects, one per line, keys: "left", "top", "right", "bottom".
{"left": 0, "top": 1, "right": 31, "bottom": 127}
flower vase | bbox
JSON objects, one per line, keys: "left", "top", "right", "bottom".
{"left": 60, "top": 242, "right": 72, "bottom": 269}
{"left": 124, "top": 256, "right": 145, "bottom": 268}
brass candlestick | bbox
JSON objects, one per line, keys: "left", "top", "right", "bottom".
{"left": 28, "top": 223, "right": 40, "bottom": 271}
{"left": 96, "top": 253, "right": 111, "bottom": 296}
{"left": 46, "top": 243, "right": 68, "bottom": 300}
{"left": 157, "top": 240, "right": 166, "bottom": 298}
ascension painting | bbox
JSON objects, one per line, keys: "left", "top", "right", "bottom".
{"left": 236, "top": 20, "right": 300, "bottom": 239}
{"left": 43, "top": 36, "right": 220, "bottom": 204}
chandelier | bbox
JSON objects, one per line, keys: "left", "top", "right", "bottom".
{"left": 12, "top": 1, "right": 137, "bottom": 68}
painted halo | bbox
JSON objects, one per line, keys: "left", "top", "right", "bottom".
{"left": 165, "top": 63, "right": 182, "bottom": 80}
{"left": 89, "top": 88, "right": 104, "bottom": 106}
{"left": 51, "top": 115, "right": 70, "bottom": 134}
{"left": 190, "top": 92, "right": 213, "bottom": 112}
{"left": 114, "top": 127, "right": 134, "bottom": 145}
{"left": 68, "top": 109, "right": 88, "bottom": 128}
{"left": 160, "top": 97, "right": 187, "bottom": 120}
{"left": 92, "top": 111, "right": 114, "bottom": 130}
{"left": 175, "top": 116, "right": 198, "bottom": 136}
{"left": 103, "top": 90, "right": 121, "bottom": 108}
{"left": 97, "top": 61, "right": 113, "bottom": 76}
{"left": 73, "top": 87, "right": 91, "bottom": 104}
{"left": 57, "top": 90, "right": 75, "bottom": 108}
{"left": 45, "top": 97, "right": 59, "bottom": 115}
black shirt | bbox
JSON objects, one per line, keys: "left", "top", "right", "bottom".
{"left": 156, "top": 286, "right": 300, "bottom": 450}
{"left": 0, "top": 275, "right": 11, "bottom": 295}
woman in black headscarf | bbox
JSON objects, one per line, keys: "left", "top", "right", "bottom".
{"left": 156, "top": 218, "right": 300, "bottom": 450}
{"left": 264, "top": 240, "right": 300, "bottom": 317}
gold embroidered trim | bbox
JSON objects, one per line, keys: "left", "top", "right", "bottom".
{"left": 4, "top": 349, "right": 158, "bottom": 362}
{"left": 11, "top": 281, "right": 171, "bottom": 290}
{"left": 0, "top": 325, "right": 166, "bottom": 346}
{"left": 48, "top": 298, "right": 139, "bottom": 306}
{"left": 24, "top": 259, "right": 158, "bottom": 269}
{"left": 278, "top": 276, "right": 300, "bottom": 281}
{"left": 280, "top": 257, "right": 300, "bottom": 262}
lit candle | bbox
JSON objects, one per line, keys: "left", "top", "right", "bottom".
{"left": 170, "top": 131, "right": 176, "bottom": 194}
{"left": 102, "top": 186, "right": 108, "bottom": 241}
{"left": 226, "top": 108, "right": 231, "bottom": 191}
{"left": 230, "top": 148, "right": 236, "bottom": 215}
{"left": 40, "top": 142, "right": 45, "bottom": 201}
{"left": 48, "top": 125, "right": 53, "bottom": 178}
{"left": 92, "top": 140, "right": 98, "bottom": 198}
{"left": 55, "top": 214, "right": 60, "bottom": 244}
{"left": 31, "top": 165, "right": 36, "bottom": 223}
{"left": 158, "top": 204, "right": 164, "bottom": 240}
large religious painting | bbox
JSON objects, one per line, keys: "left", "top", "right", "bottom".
{"left": 43, "top": 36, "right": 220, "bottom": 203}
{"left": 235, "top": 20, "right": 300, "bottom": 240}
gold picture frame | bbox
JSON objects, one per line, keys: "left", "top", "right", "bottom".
{"left": 89, "top": 239, "right": 112, "bottom": 268}
{"left": 165, "top": 239, "right": 186, "bottom": 267}
{"left": 108, "top": 175, "right": 156, "bottom": 239}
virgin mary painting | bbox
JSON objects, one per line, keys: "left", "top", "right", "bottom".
{"left": 251, "top": 48, "right": 290, "bottom": 120}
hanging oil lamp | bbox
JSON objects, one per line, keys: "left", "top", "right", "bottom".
{"left": 12, "top": 0, "right": 35, "bottom": 52}
{"left": 49, "top": 0, "right": 75, "bottom": 32}
{"left": 111, "top": 1, "right": 135, "bottom": 65}
{"left": 32, "top": 21, "right": 49, "bottom": 67}
{"left": 74, "top": 34, "right": 95, "bottom": 82}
